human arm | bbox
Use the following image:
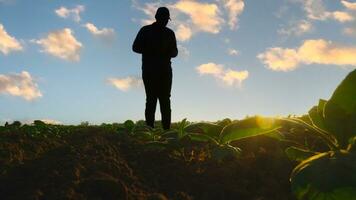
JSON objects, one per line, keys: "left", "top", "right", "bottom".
{"left": 132, "top": 28, "right": 145, "bottom": 54}
{"left": 170, "top": 31, "right": 178, "bottom": 58}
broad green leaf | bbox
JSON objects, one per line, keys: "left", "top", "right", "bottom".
{"left": 187, "top": 133, "right": 219, "bottom": 144}
{"left": 219, "top": 116, "right": 281, "bottom": 144}
{"left": 133, "top": 131, "right": 153, "bottom": 141}
{"left": 308, "top": 99, "right": 328, "bottom": 131}
{"left": 318, "top": 99, "right": 327, "bottom": 115}
{"left": 324, "top": 69, "right": 356, "bottom": 147}
{"left": 211, "top": 144, "right": 241, "bottom": 161}
{"left": 161, "top": 130, "right": 179, "bottom": 139}
{"left": 285, "top": 146, "right": 317, "bottom": 162}
{"left": 184, "top": 122, "right": 223, "bottom": 139}
{"left": 265, "top": 130, "right": 285, "bottom": 141}
{"left": 177, "top": 118, "right": 189, "bottom": 138}
{"left": 280, "top": 118, "right": 338, "bottom": 150}
{"left": 216, "top": 118, "right": 232, "bottom": 127}
{"left": 123, "top": 120, "right": 135, "bottom": 132}
{"left": 291, "top": 151, "right": 356, "bottom": 200}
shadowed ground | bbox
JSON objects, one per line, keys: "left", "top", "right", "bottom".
{"left": 0, "top": 126, "right": 295, "bottom": 200}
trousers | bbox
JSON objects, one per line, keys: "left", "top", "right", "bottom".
{"left": 142, "top": 68, "right": 172, "bottom": 130}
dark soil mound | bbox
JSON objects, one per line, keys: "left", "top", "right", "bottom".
{"left": 0, "top": 127, "right": 296, "bottom": 200}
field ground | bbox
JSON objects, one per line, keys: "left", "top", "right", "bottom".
{"left": 0, "top": 125, "right": 296, "bottom": 200}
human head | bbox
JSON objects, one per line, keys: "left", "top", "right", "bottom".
{"left": 155, "top": 7, "right": 170, "bottom": 26}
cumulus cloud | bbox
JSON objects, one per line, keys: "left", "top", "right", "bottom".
{"left": 55, "top": 5, "right": 85, "bottom": 22}
{"left": 258, "top": 48, "right": 299, "bottom": 71}
{"left": 196, "top": 62, "right": 248, "bottom": 87}
{"left": 84, "top": 23, "right": 115, "bottom": 41}
{"left": 222, "top": 69, "right": 249, "bottom": 86}
{"left": 133, "top": 0, "right": 244, "bottom": 41}
{"left": 258, "top": 39, "right": 356, "bottom": 71}
{"left": 297, "top": 0, "right": 354, "bottom": 23}
{"left": 0, "top": 71, "right": 42, "bottom": 100}
{"left": 0, "top": 24, "right": 23, "bottom": 55}
{"left": 219, "top": 0, "right": 244, "bottom": 30}
{"left": 33, "top": 28, "right": 82, "bottom": 61}
{"left": 197, "top": 63, "right": 224, "bottom": 75}
{"left": 176, "top": 24, "right": 192, "bottom": 42}
{"left": 173, "top": 0, "right": 223, "bottom": 34}
{"left": 302, "top": 0, "right": 330, "bottom": 20}
{"left": 339, "top": 1, "right": 356, "bottom": 35}
{"left": 342, "top": 0, "right": 356, "bottom": 10}
{"left": 228, "top": 48, "right": 239, "bottom": 56}
{"left": 278, "top": 20, "right": 312, "bottom": 36}
{"left": 131, "top": 0, "right": 158, "bottom": 25}
{"left": 332, "top": 11, "right": 354, "bottom": 22}
{"left": 108, "top": 76, "right": 142, "bottom": 92}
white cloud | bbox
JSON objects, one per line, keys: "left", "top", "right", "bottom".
{"left": 228, "top": 48, "right": 239, "bottom": 56}
{"left": 297, "top": 0, "right": 354, "bottom": 23}
{"left": 339, "top": 1, "right": 356, "bottom": 35}
{"left": 178, "top": 44, "right": 190, "bottom": 59}
{"left": 0, "top": 24, "right": 23, "bottom": 55}
{"left": 332, "top": 11, "right": 354, "bottom": 22}
{"left": 108, "top": 76, "right": 142, "bottom": 92}
{"left": 34, "top": 28, "right": 82, "bottom": 61}
{"left": 133, "top": 0, "right": 244, "bottom": 41}
{"left": 342, "top": 0, "right": 356, "bottom": 10}
{"left": 278, "top": 20, "right": 312, "bottom": 36}
{"left": 132, "top": 0, "right": 158, "bottom": 25}
{"left": 196, "top": 62, "right": 248, "bottom": 87}
{"left": 220, "top": 0, "right": 244, "bottom": 30}
{"left": 176, "top": 24, "right": 192, "bottom": 42}
{"left": 197, "top": 63, "right": 224, "bottom": 75}
{"left": 302, "top": 0, "right": 330, "bottom": 20}
{"left": 55, "top": 5, "right": 85, "bottom": 22}
{"left": 258, "top": 39, "right": 356, "bottom": 71}
{"left": 173, "top": 0, "right": 224, "bottom": 34}
{"left": 222, "top": 69, "right": 248, "bottom": 86}
{"left": 84, "top": 23, "right": 115, "bottom": 41}
{"left": 0, "top": 71, "right": 42, "bottom": 100}
{"left": 258, "top": 48, "right": 299, "bottom": 71}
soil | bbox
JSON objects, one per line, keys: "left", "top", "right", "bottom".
{"left": 0, "top": 126, "right": 296, "bottom": 200}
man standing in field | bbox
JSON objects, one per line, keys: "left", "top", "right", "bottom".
{"left": 132, "top": 7, "right": 178, "bottom": 130}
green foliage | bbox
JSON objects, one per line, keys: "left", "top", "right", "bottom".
{"left": 80, "top": 121, "right": 90, "bottom": 126}
{"left": 11, "top": 121, "right": 22, "bottom": 128}
{"left": 33, "top": 120, "right": 46, "bottom": 126}
{"left": 123, "top": 120, "right": 135, "bottom": 133}
{"left": 285, "top": 147, "right": 317, "bottom": 162}
{"left": 324, "top": 69, "right": 356, "bottom": 148}
{"left": 184, "top": 122, "right": 222, "bottom": 142}
{"left": 308, "top": 99, "right": 327, "bottom": 131}
{"left": 286, "top": 69, "right": 356, "bottom": 200}
{"left": 0, "top": 70, "right": 354, "bottom": 200}
{"left": 291, "top": 151, "right": 356, "bottom": 200}
{"left": 216, "top": 118, "right": 232, "bottom": 127}
{"left": 211, "top": 144, "right": 241, "bottom": 162}
{"left": 220, "top": 116, "right": 281, "bottom": 144}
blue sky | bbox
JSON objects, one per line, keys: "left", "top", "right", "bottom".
{"left": 1, "top": 0, "right": 356, "bottom": 125}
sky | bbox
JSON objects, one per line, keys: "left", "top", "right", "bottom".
{"left": 1, "top": 0, "right": 356, "bottom": 125}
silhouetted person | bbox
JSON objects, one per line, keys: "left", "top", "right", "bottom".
{"left": 132, "top": 7, "right": 178, "bottom": 130}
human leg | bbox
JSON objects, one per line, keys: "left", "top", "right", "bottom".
{"left": 143, "top": 72, "right": 158, "bottom": 128}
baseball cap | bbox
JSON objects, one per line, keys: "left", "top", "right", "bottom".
{"left": 155, "top": 7, "right": 171, "bottom": 20}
